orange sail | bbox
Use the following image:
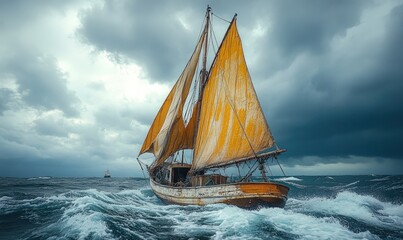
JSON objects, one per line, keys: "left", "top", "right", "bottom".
{"left": 139, "top": 32, "right": 205, "bottom": 167}
{"left": 192, "top": 20, "right": 275, "bottom": 170}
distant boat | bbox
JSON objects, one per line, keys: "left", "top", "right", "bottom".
{"left": 104, "top": 169, "right": 111, "bottom": 178}
{"left": 137, "top": 6, "right": 288, "bottom": 208}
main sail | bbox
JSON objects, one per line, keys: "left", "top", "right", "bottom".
{"left": 192, "top": 19, "right": 275, "bottom": 171}
{"left": 138, "top": 32, "right": 205, "bottom": 167}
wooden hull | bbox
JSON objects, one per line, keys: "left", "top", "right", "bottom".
{"left": 150, "top": 178, "right": 289, "bottom": 208}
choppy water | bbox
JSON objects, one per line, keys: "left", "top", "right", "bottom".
{"left": 0, "top": 175, "right": 402, "bottom": 240}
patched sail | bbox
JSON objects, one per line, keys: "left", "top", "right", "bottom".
{"left": 139, "top": 33, "right": 205, "bottom": 167}
{"left": 192, "top": 20, "right": 275, "bottom": 170}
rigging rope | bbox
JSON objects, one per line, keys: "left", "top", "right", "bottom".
{"left": 219, "top": 70, "right": 259, "bottom": 160}
{"left": 275, "top": 157, "right": 287, "bottom": 176}
{"left": 209, "top": 17, "right": 219, "bottom": 55}
{"left": 212, "top": 12, "right": 231, "bottom": 23}
{"left": 136, "top": 158, "right": 149, "bottom": 182}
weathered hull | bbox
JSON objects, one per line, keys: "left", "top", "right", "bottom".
{"left": 150, "top": 178, "right": 289, "bottom": 208}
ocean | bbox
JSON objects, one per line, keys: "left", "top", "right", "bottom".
{"left": 0, "top": 175, "right": 402, "bottom": 240}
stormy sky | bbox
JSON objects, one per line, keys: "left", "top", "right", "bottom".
{"left": 1, "top": 0, "right": 402, "bottom": 177}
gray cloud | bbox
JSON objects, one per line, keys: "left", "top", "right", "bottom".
{"left": 0, "top": 52, "right": 80, "bottom": 117}
{"left": 0, "top": 0, "right": 81, "bottom": 117}
{"left": 76, "top": 0, "right": 271, "bottom": 82}
{"left": 0, "top": 88, "right": 17, "bottom": 114}
{"left": 269, "top": 1, "right": 367, "bottom": 56}
{"left": 77, "top": 1, "right": 199, "bottom": 82}
{"left": 34, "top": 113, "right": 70, "bottom": 137}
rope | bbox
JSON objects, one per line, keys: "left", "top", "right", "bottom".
{"left": 239, "top": 160, "right": 259, "bottom": 182}
{"left": 209, "top": 17, "right": 220, "bottom": 55}
{"left": 219, "top": 70, "right": 259, "bottom": 160}
{"left": 275, "top": 157, "right": 287, "bottom": 176}
{"left": 265, "top": 163, "right": 273, "bottom": 177}
{"left": 212, "top": 12, "right": 231, "bottom": 23}
{"left": 136, "top": 158, "right": 149, "bottom": 183}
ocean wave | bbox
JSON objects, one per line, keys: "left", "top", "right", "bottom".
{"left": 17, "top": 187, "right": 161, "bottom": 239}
{"left": 386, "top": 185, "right": 403, "bottom": 191}
{"left": 285, "top": 182, "right": 306, "bottom": 189}
{"left": 257, "top": 208, "right": 377, "bottom": 240}
{"left": 273, "top": 176, "right": 305, "bottom": 188}
{"left": 291, "top": 191, "right": 403, "bottom": 231}
{"left": 3, "top": 178, "right": 402, "bottom": 240}
{"left": 27, "top": 176, "right": 51, "bottom": 180}
{"left": 370, "top": 176, "right": 390, "bottom": 182}
{"left": 274, "top": 176, "right": 303, "bottom": 182}
{"left": 343, "top": 180, "right": 360, "bottom": 187}
{"left": 0, "top": 196, "right": 13, "bottom": 201}
{"left": 327, "top": 180, "right": 360, "bottom": 190}
{"left": 166, "top": 204, "right": 379, "bottom": 240}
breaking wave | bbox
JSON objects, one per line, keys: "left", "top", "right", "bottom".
{"left": 27, "top": 176, "right": 51, "bottom": 180}
{"left": 1, "top": 176, "right": 402, "bottom": 239}
{"left": 1, "top": 188, "right": 402, "bottom": 239}
{"left": 274, "top": 176, "right": 303, "bottom": 182}
{"left": 290, "top": 191, "right": 403, "bottom": 231}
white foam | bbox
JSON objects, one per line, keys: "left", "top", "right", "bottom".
{"left": 370, "top": 176, "right": 390, "bottom": 182}
{"left": 57, "top": 211, "right": 112, "bottom": 239}
{"left": 170, "top": 203, "right": 377, "bottom": 240}
{"left": 27, "top": 176, "right": 51, "bottom": 180}
{"left": 294, "top": 191, "right": 403, "bottom": 230}
{"left": 0, "top": 196, "right": 12, "bottom": 201}
{"left": 286, "top": 181, "right": 306, "bottom": 188}
{"left": 34, "top": 191, "right": 115, "bottom": 239}
{"left": 386, "top": 185, "right": 403, "bottom": 191}
{"left": 165, "top": 202, "right": 382, "bottom": 240}
{"left": 0, "top": 196, "right": 12, "bottom": 211}
{"left": 275, "top": 176, "right": 303, "bottom": 182}
{"left": 258, "top": 208, "right": 377, "bottom": 240}
{"left": 344, "top": 180, "right": 360, "bottom": 187}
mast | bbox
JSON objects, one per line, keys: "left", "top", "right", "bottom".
{"left": 191, "top": 5, "right": 211, "bottom": 167}
{"left": 202, "top": 5, "right": 211, "bottom": 86}
{"left": 192, "top": 14, "right": 285, "bottom": 172}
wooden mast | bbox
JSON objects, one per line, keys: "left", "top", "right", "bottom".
{"left": 202, "top": 5, "right": 211, "bottom": 86}
{"left": 191, "top": 5, "right": 210, "bottom": 169}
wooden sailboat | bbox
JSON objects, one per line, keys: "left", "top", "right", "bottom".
{"left": 137, "top": 6, "right": 289, "bottom": 208}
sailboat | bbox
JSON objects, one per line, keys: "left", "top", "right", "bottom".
{"left": 137, "top": 6, "right": 289, "bottom": 208}
{"left": 104, "top": 169, "right": 111, "bottom": 178}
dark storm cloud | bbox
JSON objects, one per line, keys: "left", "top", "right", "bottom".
{"left": 250, "top": 0, "right": 369, "bottom": 79}
{"left": 77, "top": 0, "right": 200, "bottom": 82}
{"left": 77, "top": 0, "right": 265, "bottom": 83}
{"left": 261, "top": 2, "right": 403, "bottom": 166}
{"left": 0, "top": 52, "right": 80, "bottom": 117}
{"left": 268, "top": 0, "right": 367, "bottom": 57}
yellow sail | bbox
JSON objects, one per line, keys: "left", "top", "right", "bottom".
{"left": 192, "top": 20, "right": 274, "bottom": 170}
{"left": 139, "top": 33, "right": 205, "bottom": 167}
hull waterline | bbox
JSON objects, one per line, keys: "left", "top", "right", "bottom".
{"left": 150, "top": 178, "right": 289, "bottom": 208}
